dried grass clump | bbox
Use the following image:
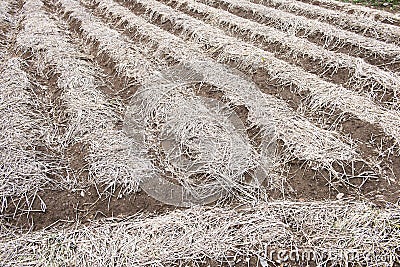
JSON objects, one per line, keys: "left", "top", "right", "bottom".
{"left": 253, "top": 0, "right": 400, "bottom": 44}
{"left": 1, "top": 200, "right": 399, "bottom": 266}
{"left": 18, "top": 3, "right": 121, "bottom": 140}
{"left": 0, "top": 58, "right": 56, "bottom": 213}
{"left": 87, "top": 129, "right": 154, "bottom": 194}
{"left": 15, "top": 0, "right": 149, "bottom": 194}
{"left": 0, "top": 1, "right": 11, "bottom": 31}
{"left": 131, "top": 0, "right": 400, "bottom": 146}
{"left": 0, "top": 1, "right": 10, "bottom": 19}
{"left": 89, "top": 0, "right": 378, "bottom": 190}
{"left": 201, "top": 0, "right": 400, "bottom": 60}
{"left": 173, "top": 0, "right": 400, "bottom": 103}
{"left": 128, "top": 78, "right": 264, "bottom": 203}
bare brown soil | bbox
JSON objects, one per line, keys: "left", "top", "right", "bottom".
{"left": 3, "top": 186, "right": 175, "bottom": 231}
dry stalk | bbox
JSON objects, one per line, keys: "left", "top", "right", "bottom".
{"left": 16, "top": 0, "right": 150, "bottom": 195}
{"left": 62, "top": 0, "right": 364, "bottom": 191}
{"left": 314, "top": 0, "right": 400, "bottom": 23}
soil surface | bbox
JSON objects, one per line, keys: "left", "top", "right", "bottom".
{"left": 3, "top": 186, "right": 176, "bottom": 231}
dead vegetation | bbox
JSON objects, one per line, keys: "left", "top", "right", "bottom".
{"left": 1, "top": 0, "right": 399, "bottom": 265}
{"left": 2, "top": 201, "right": 400, "bottom": 266}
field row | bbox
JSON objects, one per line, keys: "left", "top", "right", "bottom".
{"left": 0, "top": 0, "right": 60, "bottom": 214}
{"left": 109, "top": 0, "right": 400, "bottom": 145}
{"left": 16, "top": 0, "right": 154, "bottom": 198}
{"left": 1, "top": 0, "right": 399, "bottom": 209}
{"left": 199, "top": 0, "right": 400, "bottom": 62}
{"left": 170, "top": 0, "right": 400, "bottom": 103}
{"left": 300, "top": 0, "right": 400, "bottom": 24}
{"left": 2, "top": 201, "right": 399, "bottom": 266}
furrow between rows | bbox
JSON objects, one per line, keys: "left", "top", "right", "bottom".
{"left": 199, "top": 0, "right": 400, "bottom": 69}
{"left": 251, "top": 0, "right": 400, "bottom": 44}
{"left": 115, "top": 0, "right": 400, "bottom": 148}
{"left": 168, "top": 0, "right": 400, "bottom": 105}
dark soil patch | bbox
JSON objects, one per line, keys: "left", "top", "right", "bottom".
{"left": 2, "top": 186, "right": 176, "bottom": 231}
{"left": 66, "top": 141, "right": 90, "bottom": 176}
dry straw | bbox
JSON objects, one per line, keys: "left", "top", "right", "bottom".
{"left": 1, "top": 1, "right": 71, "bottom": 215}
{"left": 0, "top": 57, "right": 57, "bottom": 213}
{"left": 0, "top": 1, "right": 11, "bottom": 61}
{"left": 57, "top": 0, "right": 162, "bottom": 82}
{"left": 1, "top": 200, "right": 399, "bottom": 266}
{"left": 2, "top": 1, "right": 400, "bottom": 266}
{"left": 59, "top": 0, "right": 351, "bottom": 196}
{"left": 29, "top": 0, "right": 263, "bottom": 200}
{"left": 315, "top": 0, "right": 400, "bottom": 23}
{"left": 91, "top": 0, "right": 355, "bottom": 163}
{"left": 63, "top": 0, "right": 362, "bottom": 187}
